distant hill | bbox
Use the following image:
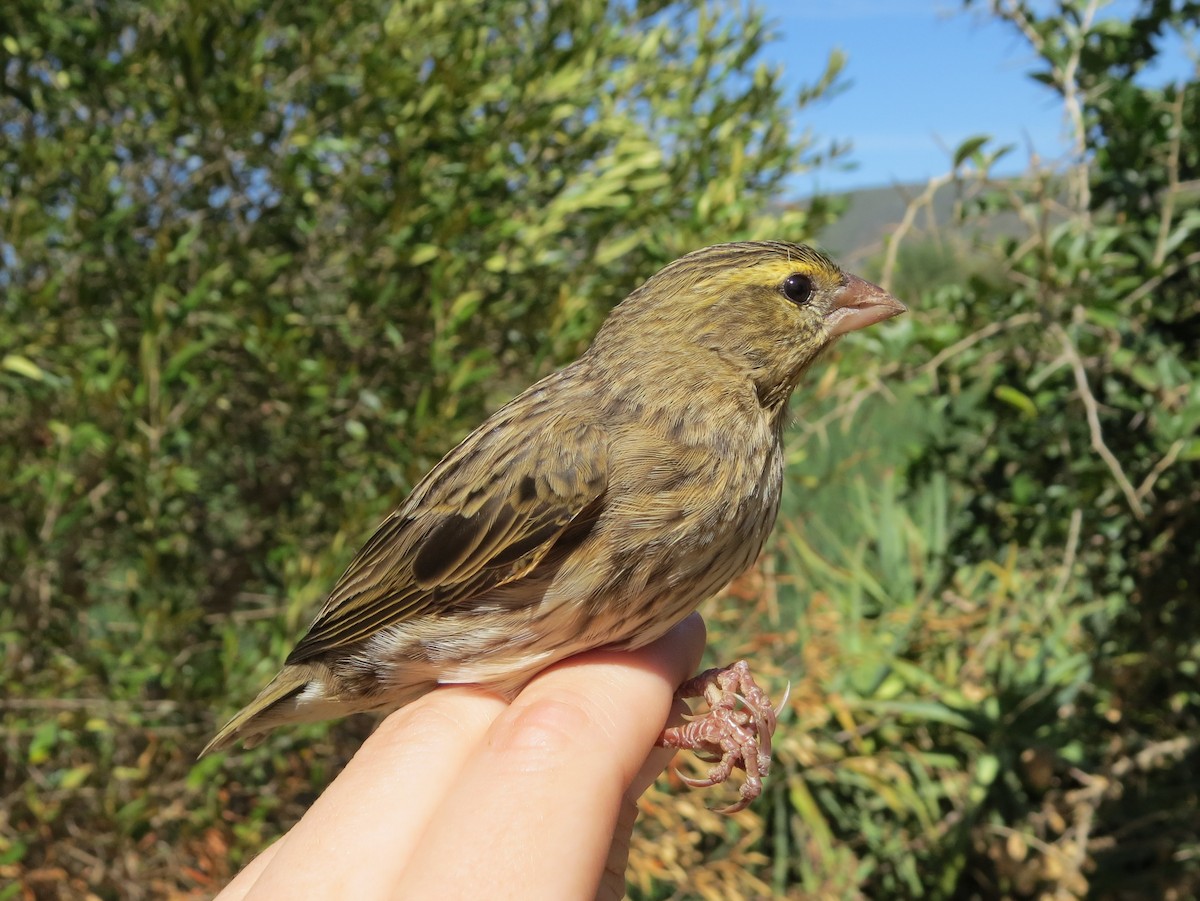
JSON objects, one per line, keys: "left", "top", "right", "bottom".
{"left": 809, "top": 179, "right": 1032, "bottom": 270}
{"left": 815, "top": 182, "right": 958, "bottom": 265}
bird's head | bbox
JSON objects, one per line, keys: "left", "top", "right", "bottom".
{"left": 590, "top": 241, "right": 906, "bottom": 412}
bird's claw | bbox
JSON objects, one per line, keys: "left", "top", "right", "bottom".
{"left": 673, "top": 767, "right": 718, "bottom": 789}
{"left": 658, "top": 660, "right": 786, "bottom": 814}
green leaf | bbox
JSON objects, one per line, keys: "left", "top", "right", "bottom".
{"left": 953, "top": 135, "right": 990, "bottom": 168}
{"left": 59, "top": 765, "right": 93, "bottom": 791}
{"left": 28, "top": 722, "right": 59, "bottom": 765}
{"left": 994, "top": 385, "right": 1037, "bottom": 418}
{"left": 2, "top": 353, "right": 46, "bottom": 381}
{"left": 409, "top": 244, "right": 440, "bottom": 265}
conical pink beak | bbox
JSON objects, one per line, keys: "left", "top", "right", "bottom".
{"left": 825, "top": 273, "right": 907, "bottom": 337}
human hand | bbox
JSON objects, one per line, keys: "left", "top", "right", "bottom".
{"left": 216, "top": 613, "right": 706, "bottom": 901}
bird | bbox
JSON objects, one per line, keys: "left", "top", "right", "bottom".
{"left": 202, "top": 240, "right": 905, "bottom": 809}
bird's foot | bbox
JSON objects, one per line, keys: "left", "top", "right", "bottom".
{"left": 657, "top": 660, "right": 787, "bottom": 814}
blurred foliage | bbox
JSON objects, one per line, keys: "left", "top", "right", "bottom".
{"left": 3, "top": 0, "right": 1198, "bottom": 899}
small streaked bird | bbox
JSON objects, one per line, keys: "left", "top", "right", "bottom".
{"left": 203, "top": 241, "right": 905, "bottom": 811}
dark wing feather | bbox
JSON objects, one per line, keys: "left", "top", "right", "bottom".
{"left": 285, "top": 415, "right": 607, "bottom": 663}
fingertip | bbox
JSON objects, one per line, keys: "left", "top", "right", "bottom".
{"left": 496, "top": 612, "right": 707, "bottom": 788}
{"left": 241, "top": 687, "right": 505, "bottom": 899}
{"left": 378, "top": 616, "right": 713, "bottom": 900}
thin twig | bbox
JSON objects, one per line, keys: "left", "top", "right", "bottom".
{"left": 987, "top": 823, "right": 1061, "bottom": 859}
{"left": 993, "top": 0, "right": 1097, "bottom": 219}
{"left": 1046, "top": 507, "right": 1082, "bottom": 613}
{"left": 1136, "top": 439, "right": 1186, "bottom": 503}
{"left": 796, "top": 367, "right": 900, "bottom": 439}
{"left": 1153, "top": 92, "right": 1186, "bottom": 268}
{"left": 1124, "top": 249, "right": 1200, "bottom": 308}
{"left": 1054, "top": 325, "right": 1145, "bottom": 519}
{"left": 998, "top": 177, "right": 1047, "bottom": 240}
{"left": 881, "top": 172, "right": 953, "bottom": 292}
{"left": 1111, "top": 734, "right": 1197, "bottom": 779}
{"left": 916, "top": 313, "right": 1040, "bottom": 379}
{"left": 1065, "top": 0, "right": 1100, "bottom": 219}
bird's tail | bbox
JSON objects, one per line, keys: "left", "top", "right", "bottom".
{"left": 200, "top": 662, "right": 439, "bottom": 756}
{"left": 201, "top": 664, "right": 320, "bottom": 757}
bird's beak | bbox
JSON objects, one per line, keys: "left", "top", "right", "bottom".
{"left": 825, "top": 274, "right": 907, "bottom": 337}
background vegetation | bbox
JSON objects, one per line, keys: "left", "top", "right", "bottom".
{"left": 2, "top": 0, "right": 1196, "bottom": 898}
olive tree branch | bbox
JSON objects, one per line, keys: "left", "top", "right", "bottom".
{"left": 1053, "top": 325, "right": 1144, "bottom": 519}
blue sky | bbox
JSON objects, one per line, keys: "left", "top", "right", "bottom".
{"left": 755, "top": 1, "right": 1197, "bottom": 194}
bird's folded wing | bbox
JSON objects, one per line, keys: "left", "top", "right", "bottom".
{"left": 285, "top": 417, "right": 608, "bottom": 662}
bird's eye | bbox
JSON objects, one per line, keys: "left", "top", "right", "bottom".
{"left": 781, "top": 273, "right": 814, "bottom": 305}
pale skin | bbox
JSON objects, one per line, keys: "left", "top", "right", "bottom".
{"left": 216, "top": 613, "right": 707, "bottom": 901}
